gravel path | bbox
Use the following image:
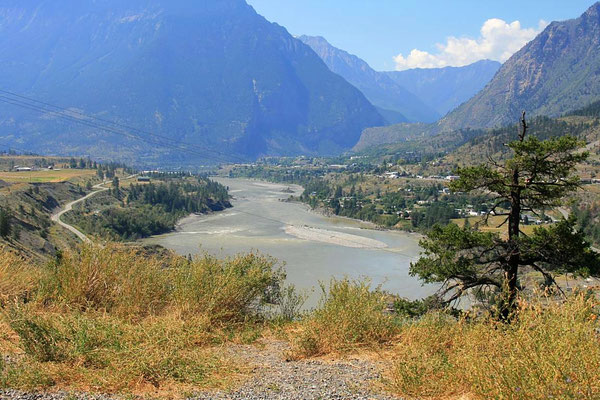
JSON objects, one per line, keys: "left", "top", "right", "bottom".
{"left": 1, "top": 340, "right": 402, "bottom": 400}
{"left": 0, "top": 392, "right": 115, "bottom": 400}
{"left": 192, "top": 340, "right": 401, "bottom": 400}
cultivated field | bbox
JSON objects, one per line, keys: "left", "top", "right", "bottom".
{"left": 0, "top": 169, "right": 96, "bottom": 183}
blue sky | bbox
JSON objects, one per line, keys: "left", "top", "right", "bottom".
{"left": 246, "top": 0, "right": 596, "bottom": 71}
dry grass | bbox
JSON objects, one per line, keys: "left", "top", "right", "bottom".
{"left": 3, "top": 244, "right": 599, "bottom": 398}
{"left": 452, "top": 215, "right": 541, "bottom": 236}
{"left": 388, "top": 295, "right": 600, "bottom": 399}
{"left": 0, "top": 248, "right": 39, "bottom": 307}
{"left": 2, "top": 309, "right": 243, "bottom": 394}
{"left": 0, "top": 169, "right": 96, "bottom": 183}
{"left": 288, "top": 279, "right": 399, "bottom": 359}
{"left": 0, "top": 244, "right": 284, "bottom": 396}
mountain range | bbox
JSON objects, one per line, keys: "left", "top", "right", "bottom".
{"left": 299, "top": 35, "right": 500, "bottom": 123}
{"left": 299, "top": 35, "right": 437, "bottom": 123}
{"left": 384, "top": 60, "right": 501, "bottom": 117}
{"left": 2, "top": 0, "right": 600, "bottom": 164}
{"left": 0, "top": 0, "right": 383, "bottom": 165}
{"left": 438, "top": 2, "right": 600, "bottom": 131}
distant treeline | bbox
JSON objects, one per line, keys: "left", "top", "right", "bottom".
{"left": 569, "top": 100, "right": 600, "bottom": 118}
{"left": 300, "top": 178, "right": 464, "bottom": 230}
{"left": 464, "top": 115, "right": 598, "bottom": 159}
{"left": 231, "top": 166, "right": 479, "bottom": 231}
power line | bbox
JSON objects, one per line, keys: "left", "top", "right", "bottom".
{"left": 0, "top": 89, "right": 251, "bottom": 164}
{"left": 0, "top": 94, "right": 232, "bottom": 163}
{"left": 0, "top": 89, "right": 251, "bottom": 163}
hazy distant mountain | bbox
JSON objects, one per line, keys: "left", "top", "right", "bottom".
{"left": 299, "top": 35, "right": 439, "bottom": 123}
{"left": 384, "top": 60, "right": 501, "bottom": 117}
{"left": 438, "top": 2, "right": 600, "bottom": 131}
{"left": 0, "top": 0, "right": 383, "bottom": 165}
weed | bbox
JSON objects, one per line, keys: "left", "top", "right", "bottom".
{"left": 289, "top": 278, "right": 398, "bottom": 358}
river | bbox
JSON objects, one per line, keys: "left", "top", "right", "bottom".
{"left": 146, "top": 178, "right": 436, "bottom": 307}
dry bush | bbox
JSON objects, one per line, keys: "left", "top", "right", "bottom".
{"left": 173, "top": 252, "right": 284, "bottom": 323}
{"left": 0, "top": 248, "right": 38, "bottom": 307}
{"left": 37, "top": 244, "right": 172, "bottom": 318}
{"left": 289, "top": 279, "right": 399, "bottom": 359}
{"left": 3, "top": 308, "right": 238, "bottom": 393}
{"left": 389, "top": 294, "right": 600, "bottom": 399}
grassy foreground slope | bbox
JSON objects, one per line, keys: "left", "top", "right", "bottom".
{"left": 0, "top": 244, "right": 285, "bottom": 395}
{"left": 1, "top": 244, "right": 599, "bottom": 399}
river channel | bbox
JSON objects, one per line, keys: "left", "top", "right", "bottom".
{"left": 146, "top": 178, "right": 436, "bottom": 307}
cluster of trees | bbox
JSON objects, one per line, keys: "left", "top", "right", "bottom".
{"left": 96, "top": 162, "right": 135, "bottom": 180}
{"left": 68, "top": 157, "right": 95, "bottom": 169}
{"left": 410, "top": 203, "right": 458, "bottom": 230}
{"left": 573, "top": 204, "right": 600, "bottom": 246}
{"left": 64, "top": 157, "right": 136, "bottom": 183}
{"left": 68, "top": 177, "right": 231, "bottom": 241}
{"left": 127, "top": 178, "right": 229, "bottom": 214}
{"left": 569, "top": 99, "right": 600, "bottom": 118}
{"left": 73, "top": 204, "right": 181, "bottom": 240}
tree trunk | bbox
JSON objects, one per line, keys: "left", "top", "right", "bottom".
{"left": 501, "top": 112, "right": 527, "bottom": 321}
{"left": 503, "top": 182, "right": 521, "bottom": 320}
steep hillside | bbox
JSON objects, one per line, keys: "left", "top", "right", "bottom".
{"left": 0, "top": 0, "right": 383, "bottom": 165}
{"left": 299, "top": 35, "right": 439, "bottom": 123}
{"left": 385, "top": 60, "right": 501, "bottom": 116}
{"left": 353, "top": 123, "right": 432, "bottom": 151}
{"left": 438, "top": 2, "right": 600, "bottom": 131}
{"left": 445, "top": 116, "right": 600, "bottom": 167}
{"left": 0, "top": 180, "right": 90, "bottom": 262}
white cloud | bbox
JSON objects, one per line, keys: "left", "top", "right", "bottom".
{"left": 394, "top": 19, "right": 548, "bottom": 70}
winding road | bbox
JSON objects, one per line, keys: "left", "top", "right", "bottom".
{"left": 51, "top": 175, "right": 137, "bottom": 243}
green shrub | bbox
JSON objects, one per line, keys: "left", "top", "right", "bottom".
{"left": 173, "top": 252, "right": 285, "bottom": 323}
{"left": 6, "top": 307, "right": 65, "bottom": 362}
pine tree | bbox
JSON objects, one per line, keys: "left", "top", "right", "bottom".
{"left": 0, "top": 207, "right": 11, "bottom": 238}
{"left": 411, "top": 113, "right": 600, "bottom": 320}
{"left": 112, "top": 176, "right": 120, "bottom": 199}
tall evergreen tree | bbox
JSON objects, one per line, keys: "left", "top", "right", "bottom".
{"left": 411, "top": 113, "right": 600, "bottom": 320}
{"left": 112, "top": 176, "right": 120, "bottom": 199}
